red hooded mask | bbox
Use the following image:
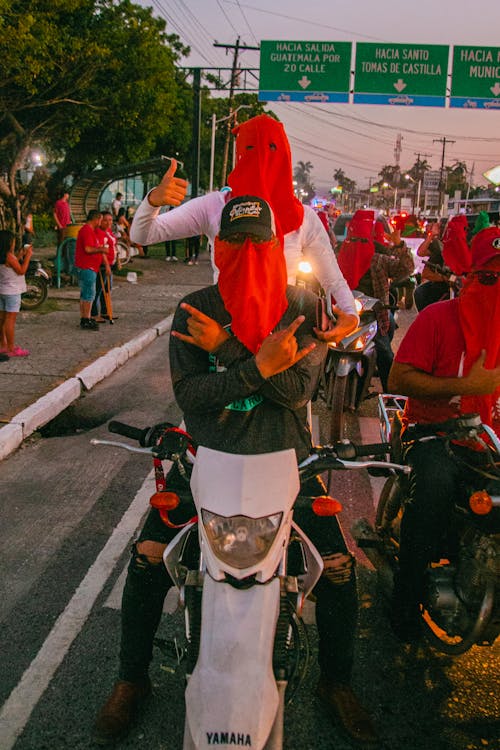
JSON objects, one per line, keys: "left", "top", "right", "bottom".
{"left": 442, "top": 214, "right": 472, "bottom": 275}
{"left": 227, "top": 114, "right": 304, "bottom": 243}
{"left": 214, "top": 195, "right": 288, "bottom": 354}
{"left": 337, "top": 210, "right": 375, "bottom": 289}
{"left": 458, "top": 234, "right": 500, "bottom": 433}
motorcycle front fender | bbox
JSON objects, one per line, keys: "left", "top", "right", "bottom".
{"left": 328, "top": 353, "right": 362, "bottom": 379}
{"left": 185, "top": 575, "right": 281, "bottom": 750}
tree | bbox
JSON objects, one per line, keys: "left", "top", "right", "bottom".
{"left": 445, "top": 160, "right": 468, "bottom": 196}
{"left": 0, "top": 0, "right": 188, "bottom": 234}
{"left": 294, "top": 160, "right": 315, "bottom": 204}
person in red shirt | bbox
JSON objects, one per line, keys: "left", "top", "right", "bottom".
{"left": 387, "top": 224, "right": 500, "bottom": 640}
{"left": 75, "top": 210, "right": 110, "bottom": 330}
{"left": 53, "top": 192, "right": 72, "bottom": 245}
{"left": 92, "top": 211, "right": 117, "bottom": 322}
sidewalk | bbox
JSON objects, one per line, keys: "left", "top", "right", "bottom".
{"left": 0, "top": 249, "right": 213, "bottom": 460}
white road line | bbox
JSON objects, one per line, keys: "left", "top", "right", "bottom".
{"left": 0, "top": 471, "right": 154, "bottom": 750}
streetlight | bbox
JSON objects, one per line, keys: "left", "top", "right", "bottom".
{"left": 404, "top": 174, "right": 422, "bottom": 214}
{"left": 209, "top": 105, "right": 252, "bottom": 192}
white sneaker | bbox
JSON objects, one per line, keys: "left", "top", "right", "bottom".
{"left": 165, "top": 257, "right": 171, "bottom": 262}
{"left": 172, "top": 256, "right": 178, "bottom": 262}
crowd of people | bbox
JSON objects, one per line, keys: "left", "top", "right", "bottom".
{"left": 3, "top": 112, "right": 499, "bottom": 748}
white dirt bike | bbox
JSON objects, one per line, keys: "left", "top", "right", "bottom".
{"left": 93, "top": 421, "right": 403, "bottom": 749}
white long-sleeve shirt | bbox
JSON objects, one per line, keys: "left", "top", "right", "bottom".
{"left": 131, "top": 190, "right": 357, "bottom": 317}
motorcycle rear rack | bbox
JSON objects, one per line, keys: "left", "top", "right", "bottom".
{"left": 378, "top": 393, "right": 408, "bottom": 443}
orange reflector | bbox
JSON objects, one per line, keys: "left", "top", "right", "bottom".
{"left": 312, "top": 495, "right": 343, "bottom": 516}
{"left": 150, "top": 491, "right": 180, "bottom": 511}
{"left": 469, "top": 490, "right": 492, "bottom": 515}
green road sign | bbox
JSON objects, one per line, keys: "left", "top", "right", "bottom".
{"left": 259, "top": 40, "right": 352, "bottom": 103}
{"left": 450, "top": 46, "right": 500, "bottom": 109}
{"left": 354, "top": 42, "right": 449, "bottom": 107}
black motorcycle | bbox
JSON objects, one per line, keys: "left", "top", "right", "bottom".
{"left": 21, "top": 259, "right": 50, "bottom": 310}
{"left": 295, "top": 260, "right": 380, "bottom": 442}
{"left": 352, "top": 394, "right": 500, "bottom": 655}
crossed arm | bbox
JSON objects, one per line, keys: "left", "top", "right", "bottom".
{"left": 170, "top": 301, "right": 326, "bottom": 414}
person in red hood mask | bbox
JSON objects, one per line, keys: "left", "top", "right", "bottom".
{"left": 93, "top": 197, "right": 378, "bottom": 747}
{"left": 337, "top": 210, "right": 414, "bottom": 391}
{"left": 129, "top": 114, "right": 358, "bottom": 344}
{"left": 387, "top": 225, "right": 500, "bottom": 641}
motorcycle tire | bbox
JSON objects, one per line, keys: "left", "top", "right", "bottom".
{"left": 377, "top": 476, "right": 497, "bottom": 655}
{"left": 116, "top": 240, "right": 131, "bottom": 266}
{"left": 328, "top": 373, "right": 350, "bottom": 442}
{"left": 421, "top": 579, "right": 496, "bottom": 655}
{"left": 21, "top": 277, "right": 48, "bottom": 310}
{"left": 375, "top": 474, "right": 403, "bottom": 537}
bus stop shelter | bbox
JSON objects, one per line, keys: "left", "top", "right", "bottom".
{"left": 68, "top": 156, "right": 170, "bottom": 223}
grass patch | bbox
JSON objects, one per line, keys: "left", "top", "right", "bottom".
{"left": 22, "top": 297, "right": 62, "bottom": 315}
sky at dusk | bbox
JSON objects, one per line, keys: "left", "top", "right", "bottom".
{"left": 139, "top": 0, "right": 500, "bottom": 194}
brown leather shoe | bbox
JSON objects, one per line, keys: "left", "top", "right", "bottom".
{"left": 93, "top": 678, "right": 151, "bottom": 745}
{"left": 316, "top": 677, "right": 378, "bottom": 746}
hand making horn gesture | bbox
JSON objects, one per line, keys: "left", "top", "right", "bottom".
{"left": 255, "top": 316, "right": 316, "bottom": 378}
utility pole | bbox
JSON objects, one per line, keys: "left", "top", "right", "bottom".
{"left": 413, "top": 151, "right": 432, "bottom": 214}
{"left": 214, "top": 38, "right": 259, "bottom": 185}
{"left": 433, "top": 137, "right": 455, "bottom": 217}
{"left": 191, "top": 68, "right": 201, "bottom": 199}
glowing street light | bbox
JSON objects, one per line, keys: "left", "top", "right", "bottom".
{"left": 405, "top": 173, "right": 422, "bottom": 213}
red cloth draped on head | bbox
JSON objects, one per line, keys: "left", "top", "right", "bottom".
{"left": 336, "top": 210, "right": 375, "bottom": 289}
{"left": 227, "top": 114, "right": 304, "bottom": 243}
{"left": 442, "top": 214, "right": 472, "bottom": 275}
{"left": 458, "top": 228, "right": 500, "bottom": 434}
{"left": 214, "top": 195, "right": 288, "bottom": 354}
{"left": 373, "top": 220, "right": 388, "bottom": 246}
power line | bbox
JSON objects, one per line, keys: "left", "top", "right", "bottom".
{"left": 234, "top": 0, "right": 259, "bottom": 45}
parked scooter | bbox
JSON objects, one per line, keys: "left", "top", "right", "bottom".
{"left": 21, "top": 259, "right": 50, "bottom": 310}
{"left": 352, "top": 394, "right": 500, "bottom": 655}
{"left": 295, "top": 260, "right": 380, "bottom": 443}
{"left": 92, "top": 421, "right": 402, "bottom": 749}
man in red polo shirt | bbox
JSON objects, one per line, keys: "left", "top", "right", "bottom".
{"left": 53, "top": 192, "right": 72, "bottom": 245}
{"left": 75, "top": 210, "right": 110, "bottom": 330}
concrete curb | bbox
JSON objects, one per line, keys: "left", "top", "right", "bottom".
{"left": 0, "top": 314, "right": 173, "bottom": 461}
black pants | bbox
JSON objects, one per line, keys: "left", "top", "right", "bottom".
{"left": 119, "top": 473, "right": 357, "bottom": 685}
{"left": 414, "top": 281, "right": 450, "bottom": 312}
{"left": 374, "top": 331, "right": 394, "bottom": 393}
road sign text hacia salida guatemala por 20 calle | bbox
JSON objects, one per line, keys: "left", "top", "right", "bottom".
{"left": 258, "top": 40, "right": 352, "bottom": 103}
{"left": 259, "top": 40, "right": 500, "bottom": 110}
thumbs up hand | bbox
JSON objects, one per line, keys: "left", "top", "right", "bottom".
{"left": 148, "top": 159, "right": 188, "bottom": 208}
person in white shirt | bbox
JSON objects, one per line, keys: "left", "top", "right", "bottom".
{"left": 131, "top": 114, "right": 358, "bottom": 344}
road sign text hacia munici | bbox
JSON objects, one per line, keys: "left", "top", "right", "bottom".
{"left": 259, "top": 40, "right": 500, "bottom": 109}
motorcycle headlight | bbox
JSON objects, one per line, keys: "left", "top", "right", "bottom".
{"left": 298, "top": 260, "right": 313, "bottom": 274}
{"left": 354, "top": 298, "right": 364, "bottom": 314}
{"left": 329, "top": 321, "right": 377, "bottom": 351}
{"left": 201, "top": 510, "right": 283, "bottom": 569}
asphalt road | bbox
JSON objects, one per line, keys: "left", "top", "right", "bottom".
{"left": 0, "top": 308, "right": 498, "bottom": 750}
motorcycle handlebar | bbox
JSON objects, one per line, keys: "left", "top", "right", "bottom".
{"left": 108, "top": 420, "right": 151, "bottom": 446}
{"left": 332, "top": 441, "right": 390, "bottom": 460}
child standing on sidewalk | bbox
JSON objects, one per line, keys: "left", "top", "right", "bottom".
{"left": 0, "top": 230, "right": 32, "bottom": 357}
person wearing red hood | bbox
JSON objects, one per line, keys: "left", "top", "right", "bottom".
{"left": 387, "top": 225, "right": 500, "bottom": 641}
{"left": 130, "top": 114, "right": 358, "bottom": 344}
{"left": 337, "top": 209, "right": 414, "bottom": 391}
{"left": 93, "top": 196, "right": 378, "bottom": 746}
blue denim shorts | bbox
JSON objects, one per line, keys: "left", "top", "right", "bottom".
{"left": 0, "top": 293, "right": 21, "bottom": 312}
{"left": 76, "top": 267, "right": 97, "bottom": 302}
